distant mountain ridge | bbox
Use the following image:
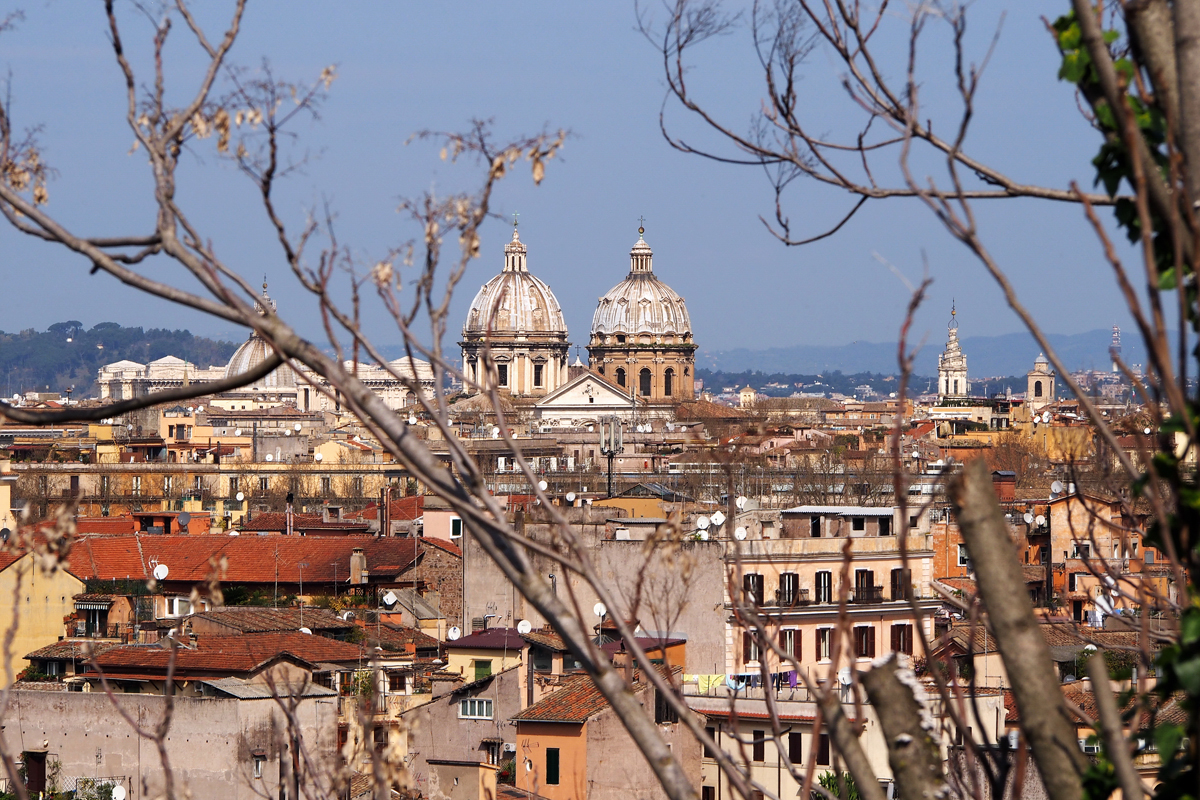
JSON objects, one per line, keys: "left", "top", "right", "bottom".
{"left": 698, "top": 328, "right": 1144, "bottom": 378}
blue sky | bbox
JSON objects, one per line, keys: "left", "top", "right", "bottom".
{"left": 0, "top": 2, "right": 1142, "bottom": 363}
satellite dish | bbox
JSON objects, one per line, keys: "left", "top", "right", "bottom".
{"left": 234, "top": 429, "right": 242, "bottom": 437}
{"left": 408, "top": 415, "right": 417, "bottom": 426}
{"left": 837, "top": 667, "right": 852, "bottom": 686}
{"left": 228, "top": 531, "right": 239, "bottom": 536}
{"left": 1023, "top": 512, "right": 1033, "bottom": 524}
{"left": 1042, "top": 411, "right": 1051, "bottom": 424}
{"left": 236, "top": 492, "right": 245, "bottom": 502}
{"left": 492, "top": 426, "right": 500, "bottom": 439}
{"left": 382, "top": 590, "right": 398, "bottom": 606}
{"left": 1051, "top": 481, "right": 1064, "bottom": 495}
{"left": 710, "top": 510, "right": 726, "bottom": 527}
{"left": 265, "top": 454, "right": 274, "bottom": 462}
{"left": 538, "top": 480, "right": 549, "bottom": 492}
{"left": 153, "top": 563, "right": 169, "bottom": 581}
{"left": 294, "top": 423, "right": 302, "bottom": 432}
{"left": 696, "top": 516, "right": 711, "bottom": 530}
{"left": 447, "top": 626, "right": 462, "bottom": 641}
{"left": 178, "top": 512, "right": 191, "bottom": 527}
{"left": 566, "top": 492, "right": 576, "bottom": 503}
{"left": 593, "top": 602, "right": 607, "bottom": 618}
{"left": 341, "top": 611, "right": 356, "bottom": 622}
{"left": 1035, "top": 514, "right": 1046, "bottom": 526}
{"left": 734, "top": 527, "right": 747, "bottom": 541}
{"left": 1144, "top": 426, "right": 1153, "bottom": 435}
{"left": 299, "top": 627, "right": 313, "bottom": 635}
{"left": 285, "top": 429, "right": 292, "bottom": 436}
{"left": 127, "top": 424, "right": 134, "bottom": 431}
{"left": 314, "top": 453, "right": 323, "bottom": 462}
{"left": 735, "top": 496, "right": 748, "bottom": 510}
{"left": 517, "top": 619, "right": 533, "bottom": 635}
{"left": 0, "top": 528, "right": 9, "bottom": 543}
{"left": 112, "top": 787, "right": 127, "bottom": 800}
{"left": 699, "top": 530, "right": 710, "bottom": 541}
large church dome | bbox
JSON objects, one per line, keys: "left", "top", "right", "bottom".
{"left": 225, "top": 283, "right": 297, "bottom": 390}
{"left": 591, "top": 231, "right": 692, "bottom": 340}
{"left": 463, "top": 228, "right": 567, "bottom": 337}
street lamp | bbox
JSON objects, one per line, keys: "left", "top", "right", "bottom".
{"left": 598, "top": 415, "right": 623, "bottom": 498}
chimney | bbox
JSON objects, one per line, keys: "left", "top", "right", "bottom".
{"left": 349, "top": 547, "right": 367, "bottom": 585}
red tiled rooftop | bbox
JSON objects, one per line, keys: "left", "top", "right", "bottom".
{"left": 511, "top": 673, "right": 613, "bottom": 723}
{"left": 74, "top": 516, "right": 137, "bottom": 535}
{"left": 87, "top": 632, "right": 369, "bottom": 675}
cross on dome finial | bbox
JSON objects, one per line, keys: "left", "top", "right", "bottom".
{"left": 948, "top": 300, "right": 959, "bottom": 331}
{"left": 638, "top": 215, "right": 646, "bottom": 237}
{"left": 263, "top": 274, "right": 268, "bottom": 293}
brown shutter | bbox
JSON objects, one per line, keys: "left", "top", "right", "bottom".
{"left": 891, "top": 624, "right": 900, "bottom": 653}
{"left": 788, "top": 732, "right": 803, "bottom": 763}
{"left": 743, "top": 631, "right": 752, "bottom": 663}
{"left": 817, "top": 733, "right": 830, "bottom": 765}
{"left": 868, "top": 626, "right": 876, "bottom": 658}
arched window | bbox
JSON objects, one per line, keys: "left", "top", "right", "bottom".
{"left": 1034, "top": 380, "right": 1043, "bottom": 398}
{"left": 639, "top": 368, "right": 652, "bottom": 397}
{"left": 953, "top": 379, "right": 959, "bottom": 395}
{"left": 616, "top": 368, "right": 626, "bottom": 387}
{"left": 664, "top": 368, "right": 674, "bottom": 396}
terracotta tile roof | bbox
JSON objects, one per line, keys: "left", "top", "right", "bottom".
{"left": 68, "top": 534, "right": 458, "bottom": 584}
{"left": 74, "top": 516, "right": 137, "bottom": 535}
{"left": 359, "top": 496, "right": 425, "bottom": 522}
{"left": 512, "top": 672, "right": 612, "bottom": 723}
{"left": 25, "top": 640, "right": 118, "bottom": 661}
{"left": 241, "top": 513, "right": 370, "bottom": 533}
{"left": 450, "top": 627, "right": 527, "bottom": 651}
{"left": 86, "top": 632, "right": 369, "bottom": 676}
{"left": 521, "top": 630, "right": 567, "bottom": 652}
{"left": 187, "top": 607, "right": 353, "bottom": 633}
{"left": 360, "top": 621, "right": 440, "bottom": 652}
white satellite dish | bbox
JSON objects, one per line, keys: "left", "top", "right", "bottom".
{"left": 341, "top": 611, "right": 356, "bottom": 622}
{"left": 294, "top": 423, "right": 302, "bottom": 432}
{"left": 153, "top": 563, "right": 169, "bottom": 581}
{"left": 1035, "top": 514, "right": 1046, "bottom": 527}
{"left": 837, "top": 667, "right": 852, "bottom": 686}
{"left": 492, "top": 426, "right": 500, "bottom": 439}
{"left": 1144, "top": 427, "right": 1153, "bottom": 435}
{"left": 593, "top": 602, "right": 607, "bottom": 618}
{"left": 1023, "top": 512, "right": 1033, "bottom": 524}
{"left": 447, "top": 626, "right": 462, "bottom": 641}
{"left": 711, "top": 510, "right": 726, "bottom": 527}
{"left": 314, "top": 453, "right": 323, "bottom": 462}
{"left": 382, "top": 590, "right": 398, "bottom": 606}
{"left": 699, "top": 530, "right": 710, "bottom": 541}
{"left": 517, "top": 619, "right": 533, "bottom": 635}
{"left": 299, "top": 627, "right": 313, "bottom": 635}
{"left": 696, "top": 516, "right": 711, "bottom": 530}
{"left": 228, "top": 531, "right": 239, "bottom": 536}
{"left": 265, "top": 454, "right": 274, "bottom": 462}
{"left": 566, "top": 492, "right": 576, "bottom": 503}
{"left": 735, "top": 496, "right": 748, "bottom": 510}
{"left": 112, "top": 787, "right": 126, "bottom": 800}
{"left": 236, "top": 492, "right": 245, "bottom": 502}
{"left": 1042, "top": 411, "right": 1051, "bottom": 424}
{"left": 408, "top": 415, "right": 417, "bottom": 426}
{"left": 1051, "top": 480, "right": 1064, "bottom": 495}
{"left": 734, "top": 527, "right": 747, "bottom": 541}
{"left": 285, "top": 429, "right": 292, "bottom": 436}
{"left": 234, "top": 428, "right": 242, "bottom": 436}
{"left": 538, "top": 480, "right": 549, "bottom": 492}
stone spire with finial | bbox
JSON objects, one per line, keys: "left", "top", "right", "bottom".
{"left": 503, "top": 213, "right": 528, "bottom": 272}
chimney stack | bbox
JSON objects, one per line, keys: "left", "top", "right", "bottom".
{"left": 349, "top": 547, "right": 367, "bottom": 585}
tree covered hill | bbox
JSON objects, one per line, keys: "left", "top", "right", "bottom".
{"left": 0, "top": 322, "right": 240, "bottom": 397}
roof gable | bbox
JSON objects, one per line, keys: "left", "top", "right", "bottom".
{"left": 534, "top": 372, "right": 643, "bottom": 410}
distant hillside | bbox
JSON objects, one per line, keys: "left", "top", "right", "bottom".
{"left": 697, "top": 368, "right": 1027, "bottom": 399}
{"left": 699, "top": 328, "right": 1146, "bottom": 377}
{"left": 0, "top": 322, "right": 240, "bottom": 397}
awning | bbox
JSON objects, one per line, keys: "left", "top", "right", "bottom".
{"left": 75, "top": 601, "right": 114, "bottom": 611}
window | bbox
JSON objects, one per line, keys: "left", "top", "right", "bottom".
{"left": 37, "top": 475, "right": 48, "bottom": 494}
{"left": 193, "top": 475, "right": 204, "bottom": 492}
{"left": 778, "top": 573, "right": 799, "bottom": 606}
{"left": 817, "top": 629, "right": 832, "bottom": 661}
{"left": 909, "top": 515, "right": 919, "bottom": 528}
{"left": 1073, "top": 543, "right": 1091, "bottom": 560}
{"left": 532, "top": 647, "right": 553, "bottom": 672}
{"left": 616, "top": 367, "right": 626, "bottom": 387}
{"left": 459, "top": 698, "right": 493, "bottom": 719}
{"left": 497, "top": 364, "right": 509, "bottom": 387}
{"left": 253, "top": 755, "right": 265, "bottom": 778}
{"left": 779, "top": 628, "right": 799, "bottom": 660}
{"left": 654, "top": 688, "right": 678, "bottom": 724}
{"left": 388, "top": 673, "right": 406, "bottom": 692}
{"left": 163, "top": 475, "right": 174, "bottom": 495}
{"left": 546, "top": 748, "right": 560, "bottom": 785}
{"left": 957, "top": 544, "right": 972, "bottom": 569}
{"left": 100, "top": 475, "right": 110, "bottom": 495}
{"left": 258, "top": 476, "right": 269, "bottom": 493}
{"left": 704, "top": 727, "right": 717, "bottom": 759}
{"left": 473, "top": 660, "right": 492, "bottom": 681}
{"left": 953, "top": 379, "right": 959, "bottom": 395}
{"left": 852, "top": 517, "right": 865, "bottom": 531}
{"left": 810, "top": 516, "right": 821, "bottom": 537}
{"left": 854, "top": 569, "right": 875, "bottom": 601}
{"left": 891, "top": 568, "right": 912, "bottom": 601}
{"left": 664, "top": 368, "right": 674, "bottom": 396}
{"left": 352, "top": 476, "right": 364, "bottom": 496}
{"left": 752, "top": 730, "right": 765, "bottom": 762}
{"left": 743, "top": 573, "right": 764, "bottom": 606}
{"left": 320, "top": 476, "right": 332, "bottom": 495}
{"left": 484, "top": 742, "right": 502, "bottom": 766}
{"left": 639, "top": 368, "right": 652, "bottom": 397}
{"left": 853, "top": 625, "right": 876, "bottom": 658}
{"left": 815, "top": 571, "right": 833, "bottom": 604}
{"left": 703, "top": 789, "right": 716, "bottom": 800}
{"left": 879, "top": 516, "right": 891, "bottom": 536}
{"left": 891, "top": 623, "right": 914, "bottom": 655}
{"left": 1034, "top": 380, "right": 1043, "bottom": 398}
{"left": 534, "top": 363, "right": 544, "bottom": 388}
{"left": 817, "top": 733, "right": 831, "bottom": 766}
{"left": 616, "top": 334, "right": 626, "bottom": 344}
{"left": 1069, "top": 572, "right": 1087, "bottom": 592}
{"left": 742, "top": 631, "right": 761, "bottom": 664}
{"left": 788, "top": 732, "right": 803, "bottom": 764}
{"left": 450, "top": 518, "right": 463, "bottom": 539}
{"left": 227, "top": 477, "right": 237, "bottom": 498}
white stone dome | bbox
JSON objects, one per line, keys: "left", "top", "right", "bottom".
{"left": 591, "top": 231, "right": 692, "bottom": 338}
{"left": 463, "top": 228, "right": 567, "bottom": 336}
{"left": 224, "top": 282, "right": 297, "bottom": 390}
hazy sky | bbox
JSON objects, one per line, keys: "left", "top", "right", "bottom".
{"left": 0, "top": 2, "right": 1144, "bottom": 363}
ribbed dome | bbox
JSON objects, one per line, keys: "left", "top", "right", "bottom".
{"left": 463, "top": 228, "right": 567, "bottom": 336}
{"left": 225, "top": 282, "right": 297, "bottom": 389}
{"left": 591, "top": 231, "right": 692, "bottom": 338}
